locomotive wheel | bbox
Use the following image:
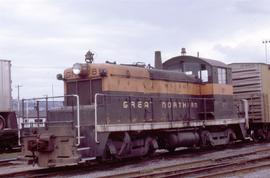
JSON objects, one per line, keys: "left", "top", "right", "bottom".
{"left": 253, "top": 129, "right": 266, "bottom": 142}
{"left": 227, "top": 128, "right": 236, "bottom": 145}
{"left": 167, "top": 147, "right": 176, "bottom": 153}
{"left": 200, "top": 130, "right": 212, "bottom": 148}
{"left": 101, "top": 139, "right": 116, "bottom": 161}
{"left": 96, "top": 144, "right": 114, "bottom": 162}
{"left": 0, "top": 115, "right": 5, "bottom": 130}
{"left": 266, "top": 131, "right": 270, "bottom": 141}
{"left": 147, "top": 144, "right": 156, "bottom": 155}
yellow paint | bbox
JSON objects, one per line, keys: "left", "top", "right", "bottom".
{"left": 102, "top": 77, "right": 232, "bottom": 95}
{"left": 102, "top": 77, "right": 203, "bottom": 95}
{"left": 64, "top": 63, "right": 233, "bottom": 96}
{"left": 201, "top": 84, "right": 233, "bottom": 95}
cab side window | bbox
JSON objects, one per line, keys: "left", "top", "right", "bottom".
{"left": 199, "top": 69, "right": 208, "bottom": 82}
{"left": 198, "top": 64, "right": 210, "bottom": 83}
{"left": 217, "top": 68, "right": 227, "bottom": 84}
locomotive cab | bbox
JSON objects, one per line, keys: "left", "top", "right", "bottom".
{"left": 163, "top": 55, "right": 235, "bottom": 119}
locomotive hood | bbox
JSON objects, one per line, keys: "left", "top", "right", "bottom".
{"left": 63, "top": 63, "right": 198, "bottom": 83}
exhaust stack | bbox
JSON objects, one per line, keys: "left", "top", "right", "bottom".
{"left": 154, "top": 51, "right": 163, "bottom": 69}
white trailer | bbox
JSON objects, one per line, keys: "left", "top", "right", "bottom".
{"left": 0, "top": 60, "right": 12, "bottom": 112}
{"left": 0, "top": 59, "right": 17, "bottom": 150}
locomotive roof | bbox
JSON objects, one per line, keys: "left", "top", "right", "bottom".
{"left": 164, "top": 55, "right": 228, "bottom": 68}
{"left": 149, "top": 69, "right": 199, "bottom": 83}
{"left": 229, "top": 62, "right": 270, "bottom": 66}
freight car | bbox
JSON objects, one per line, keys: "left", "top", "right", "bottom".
{"left": 230, "top": 63, "right": 270, "bottom": 140}
{"left": 20, "top": 51, "right": 249, "bottom": 167}
{"left": 0, "top": 59, "right": 18, "bottom": 151}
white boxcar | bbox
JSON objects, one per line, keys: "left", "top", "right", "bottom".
{"left": 229, "top": 63, "right": 270, "bottom": 123}
{"left": 0, "top": 59, "right": 12, "bottom": 112}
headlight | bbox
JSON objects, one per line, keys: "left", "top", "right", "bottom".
{"left": 72, "top": 63, "right": 89, "bottom": 76}
{"left": 73, "top": 63, "right": 81, "bottom": 75}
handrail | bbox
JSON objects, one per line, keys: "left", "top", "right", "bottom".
{"left": 241, "top": 99, "right": 249, "bottom": 129}
{"left": 21, "top": 95, "right": 81, "bottom": 146}
{"left": 72, "top": 95, "right": 80, "bottom": 146}
{"left": 95, "top": 93, "right": 104, "bottom": 143}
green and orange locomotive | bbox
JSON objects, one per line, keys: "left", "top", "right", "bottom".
{"left": 20, "top": 50, "right": 249, "bottom": 167}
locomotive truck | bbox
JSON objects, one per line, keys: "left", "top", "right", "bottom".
{"left": 0, "top": 59, "right": 18, "bottom": 151}
{"left": 20, "top": 51, "right": 249, "bottom": 167}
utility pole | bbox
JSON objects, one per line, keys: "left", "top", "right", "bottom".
{"left": 262, "top": 40, "right": 270, "bottom": 64}
{"left": 15, "top": 84, "right": 23, "bottom": 117}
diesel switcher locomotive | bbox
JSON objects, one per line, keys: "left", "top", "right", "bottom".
{"left": 20, "top": 51, "right": 248, "bottom": 167}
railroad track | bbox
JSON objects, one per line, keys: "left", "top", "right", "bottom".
{"left": 100, "top": 146, "right": 270, "bottom": 178}
{"left": 0, "top": 158, "right": 18, "bottom": 167}
{"left": 0, "top": 142, "right": 269, "bottom": 177}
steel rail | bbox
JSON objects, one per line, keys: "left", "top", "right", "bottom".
{"left": 0, "top": 158, "right": 18, "bottom": 167}
{"left": 1, "top": 142, "right": 270, "bottom": 178}
{"left": 99, "top": 146, "right": 270, "bottom": 178}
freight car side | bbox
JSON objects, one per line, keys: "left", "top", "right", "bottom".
{"left": 230, "top": 63, "right": 270, "bottom": 140}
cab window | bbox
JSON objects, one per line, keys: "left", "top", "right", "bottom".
{"left": 199, "top": 69, "right": 208, "bottom": 82}
{"left": 182, "top": 63, "right": 211, "bottom": 83}
{"left": 217, "top": 68, "right": 227, "bottom": 84}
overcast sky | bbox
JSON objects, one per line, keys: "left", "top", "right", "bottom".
{"left": 1, "top": 0, "right": 270, "bottom": 99}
